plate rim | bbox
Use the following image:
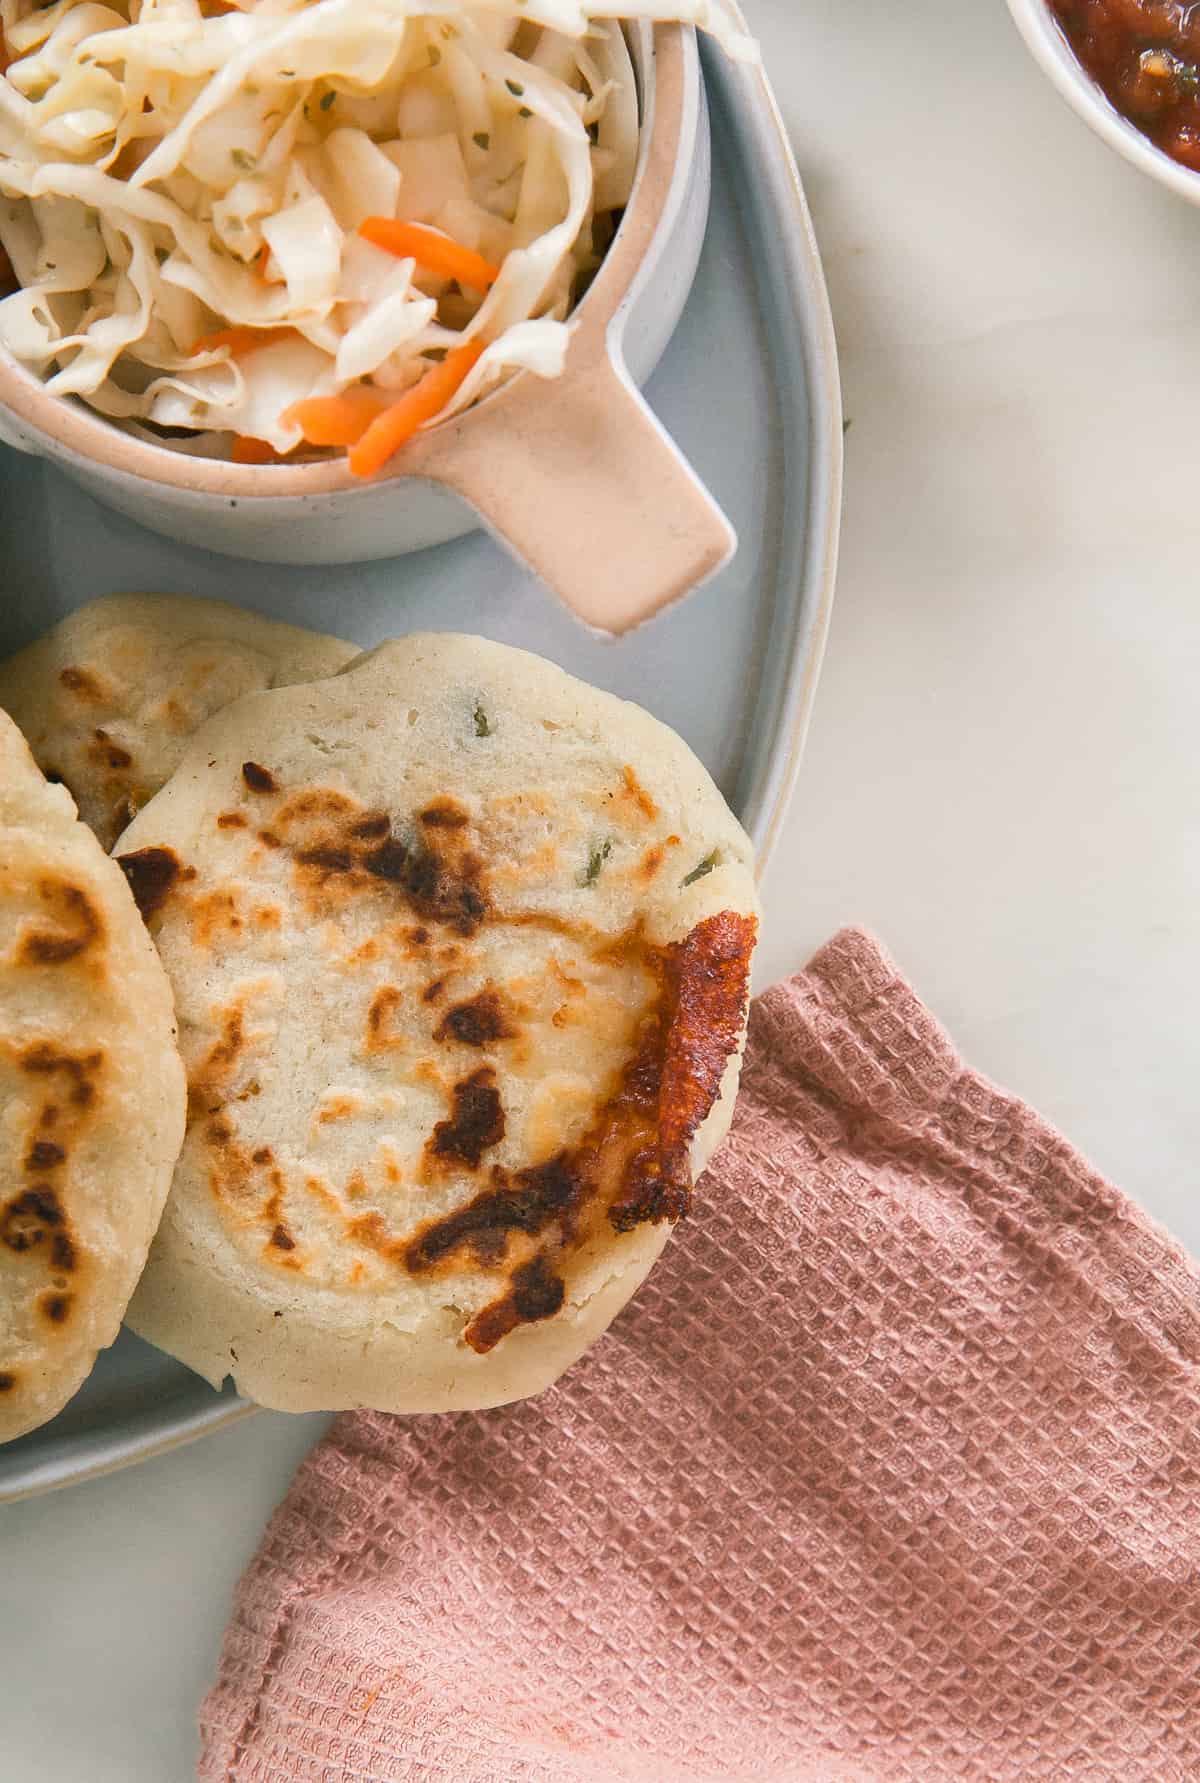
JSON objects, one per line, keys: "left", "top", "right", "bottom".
{"left": 0, "top": 28, "right": 843, "bottom": 1503}
{"left": 719, "top": 22, "right": 843, "bottom": 866}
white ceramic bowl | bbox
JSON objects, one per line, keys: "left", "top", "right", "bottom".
{"left": 1006, "top": 0, "right": 1200, "bottom": 204}
{"left": 0, "top": 24, "right": 734, "bottom": 633}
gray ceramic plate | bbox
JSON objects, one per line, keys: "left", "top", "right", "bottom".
{"left": 0, "top": 32, "right": 842, "bottom": 1501}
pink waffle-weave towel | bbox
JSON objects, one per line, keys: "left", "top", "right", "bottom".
{"left": 199, "top": 929, "right": 1200, "bottom": 1783}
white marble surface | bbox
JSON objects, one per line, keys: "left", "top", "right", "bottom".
{"left": 6, "top": 0, "right": 1200, "bottom": 1776}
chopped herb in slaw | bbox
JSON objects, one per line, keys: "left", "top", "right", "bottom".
{"left": 0, "top": 1, "right": 752, "bottom": 476}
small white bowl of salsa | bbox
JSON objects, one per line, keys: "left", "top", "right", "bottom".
{"left": 1006, "top": 0, "right": 1200, "bottom": 202}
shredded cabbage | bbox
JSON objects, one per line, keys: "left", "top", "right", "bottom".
{"left": 0, "top": 0, "right": 753, "bottom": 469}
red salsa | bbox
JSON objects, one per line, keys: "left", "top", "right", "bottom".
{"left": 1049, "top": 0, "right": 1200, "bottom": 170}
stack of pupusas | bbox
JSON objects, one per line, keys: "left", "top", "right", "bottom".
{"left": 1, "top": 599, "right": 758, "bottom": 1432}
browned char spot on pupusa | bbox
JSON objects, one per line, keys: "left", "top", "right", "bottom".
{"left": 462, "top": 1256, "right": 565, "bottom": 1353}
{"left": 26, "top": 1140, "right": 65, "bottom": 1170}
{"left": 187, "top": 992, "right": 287, "bottom": 1223}
{"left": 621, "top": 765, "right": 658, "bottom": 822}
{"left": 202, "top": 1115, "right": 256, "bottom": 1214}
{"left": 637, "top": 836, "right": 681, "bottom": 884}
{"left": 117, "top": 846, "right": 191, "bottom": 923}
{"left": 188, "top": 886, "right": 248, "bottom": 948}
{"left": 425, "top": 1068, "right": 505, "bottom": 1172}
{"left": 277, "top": 788, "right": 357, "bottom": 827}
{"left": 361, "top": 832, "right": 486, "bottom": 936}
{"left": 259, "top": 784, "right": 490, "bottom": 937}
{"left": 419, "top": 798, "right": 470, "bottom": 830}
{"left": 364, "top": 986, "right": 407, "bottom": 1054}
{"left": 213, "top": 772, "right": 493, "bottom": 939}
{"left": 257, "top": 1164, "right": 306, "bottom": 1264}
{"left": 434, "top": 989, "right": 514, "bottom": 1050}
{"left": 407, "top": 1152, "right": 581, "bottom": 1274}
{"left": 39, "top": 1291, "right": 73, "bottom": 1325}
{"left": 17, "top": 879, "right": 104, "bottom": 967}
{"left": 242, "top": 761, "right": 278, "bottom": 794}
{"left": 58, "top": 665, "right": 106, "bottom": 702}
{"left": 2, "top": 1048, "right": 85, "bottom": 1276}
{"left": 0, "top": 1186, "right": 66, "bottom": 1253}
{"left": 187, "top": 1005, "right": 247, "bottom": 1122}
{"left": 0, "top": 1372, "right": 16, "bottom": 1392}
{"left": 19, "top": 1042, "right": 103, "bottom": 1111}
{"left": 50, "top": 1231, "right": 76, "bottom": 1272}
{"left": 0, "top": 1041, "right": 98, "bottom": 1294}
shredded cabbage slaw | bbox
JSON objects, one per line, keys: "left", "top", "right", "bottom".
{"left": 0, "top": 0, "right": 752, "bottom": 474}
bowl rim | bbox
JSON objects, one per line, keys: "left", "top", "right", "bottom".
{"left": 0, "top": 20, "right": 691, "bottom": 498}
{"left": 1004, "top": 0, "right": 1200, "bottom": 205}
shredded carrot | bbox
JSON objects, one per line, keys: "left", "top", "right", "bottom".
{"left": 347, "top": 339, "right": 486, "bottom": 479}
{"left": 0, "top": 246, "right": 14, "bottom": 294}
{"left": 358, "top": 218, "right": 500, "bottom": 291}
{"left": 254, "top": 242, "right": 272, "bottom": 282}
{"left": 231, "top": 435, "right": 294, "bottom": 465}
{"left": 191, "top": 325, "right": 297, "bottom": 358}
{"left": 282, "top": 387, "right": 392, "bottom": 448}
